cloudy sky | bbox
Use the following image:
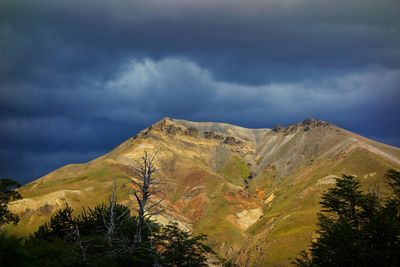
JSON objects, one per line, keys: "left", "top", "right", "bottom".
{"left": 1, "top": 0, "right": 400, "bottom": 184}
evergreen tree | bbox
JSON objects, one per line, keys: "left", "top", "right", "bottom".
{"left": 0, "top": 232, "right": 29, "bottom": 267}
{"left": 155, "top": 222, "right": 212, "bottom": 267}
{"left": 34, "top": 204, "right": 76, "bottom": 241}
{"left": 295, "top": 170, "right": 400, "bottom": 267}
{"left": 0, "top": 178, "right": 22, "bottom": 226}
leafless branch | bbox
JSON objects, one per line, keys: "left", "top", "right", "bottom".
{"left": 127, "top": 151, "right": 163, "bottom": 251}
{"left": 64, "top": 226, "right": 87, "bottom": 262}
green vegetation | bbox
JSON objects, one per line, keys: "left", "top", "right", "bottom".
{"left": 0, "top": 178, "right": 22, "bottom": 226}
{"left": 155, "top": 222, "right": 211, "bottom": 266}
{"left": 195, "top": 183, "right": 245, "bottom": 251}
{"left": 0, "top": 200, "right": 214, "bottom": 267}
{"left": 294, "top": 170, "right": 400, "bottom": 267}
{"left": 220, "top": 156, "right": 251, "bottom": 184}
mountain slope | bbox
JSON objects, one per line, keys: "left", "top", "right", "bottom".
{"left": 8, "top": 117, "right": 400, "bottom": 266}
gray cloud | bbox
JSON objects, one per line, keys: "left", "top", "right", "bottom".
{"left": 2, "top": 0, "right": 399, "bottom": 83}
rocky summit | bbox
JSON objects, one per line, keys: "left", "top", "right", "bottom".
{"left": 8, "top": 117, "right": 400, "bottom": 266}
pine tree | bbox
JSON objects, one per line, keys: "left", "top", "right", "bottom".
{"left": 295, "top": 170, "right": 400, "bottom": 267}
{"left": 155, "top": 222, "right": 212, "bottom": 267}
{"left": 0, "top": 178, "right": 22, "bottom": 226}
{"left": 34, "top": 204, "right": 76, "bottom": 241}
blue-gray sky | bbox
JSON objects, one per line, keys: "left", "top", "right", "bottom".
{"left": 1, "top": 0, "right": 400, "bottom": 184}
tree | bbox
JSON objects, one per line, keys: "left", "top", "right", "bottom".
{"left": 0, "top": 232, "right": 29, "bottom": 267}
{"left": 295, "top": 170, "right": 400, "bottom": 267}
{"left": 129, "top": 152, "right": 162, "bottom": 248}
{"left": 385, "top": 169, "right": 400, "bottom": 199}
{"left": 155, "top": 222, "right": 212, "bottom": 267}
{"left": 34, "top": 204, "right": 76, "bottom": 241}
{"left": 100, "top": 180, "right": 131, "bottom": 247}
{"left": 76, "top": 181, "right": 138, "bottom": 256}
{"left": 31, "top": 187, "right": 158, "bottom": 266}
{"left": 0, "top": 178, "right": 22, "bottom": 226}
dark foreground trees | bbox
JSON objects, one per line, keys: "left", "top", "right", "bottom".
{"left": 0, "top": 200, "right": 212, "bottom": 267}
{"left": 295, "top": 170, "right": 400, "bottom": 267}
{"left": 0, "top": 178, "right": 22, "bottom": 226}
{"left": 155, "top": 222, "right": 211, "bottom": 266}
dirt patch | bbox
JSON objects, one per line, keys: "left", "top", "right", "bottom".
{"left": 264, "top": 192, "right": 275, "bottom": 205}
{"left": 363, "top": 172, "right": 377, "bottom": 179}
{"left": 10, "top": 189, "right": 83, "bottom": 213}
{"left": 236, "top": 208, "right": 263, "bottom": 229}
{"left": 255, "top": 188, "right": 266, "bottom": 200}
{"left": 316, "top": 175, "right": 338, "bottom": 186}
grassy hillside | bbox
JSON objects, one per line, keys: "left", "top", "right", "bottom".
{"left": 7, "top": 118, "right": 400, "bottom": 266}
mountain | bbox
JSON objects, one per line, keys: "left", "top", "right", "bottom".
{"left": 8, "top": 117, "right": 400, "bottom": 266}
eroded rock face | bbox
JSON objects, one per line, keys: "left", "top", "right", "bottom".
{"left": 150, "top": 118, "right": 184, "bottom": 136}
{"left": 203, "top": 131, "right": 244, "bottom": 147}
{"left": 184, "top": 127, "right": 199, "bottom": 137}
{"left": 272, "top": 118, "right": 330, "bottom": 134}
{"left": 224, "top": 136, "right": 241, "bottom": 145}
{"left": 203, "top": 131, "right": 225, "bottom": 140}
{"left": 301, "top": 118, "right": 330, "bottom": 128}
{"left": 142, "top": 118, "right": 248, "bottom": 146}
{"left": 272, "top": 124, "right": 285, "bottom": 133}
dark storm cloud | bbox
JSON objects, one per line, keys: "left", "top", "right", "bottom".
{"left": 0, "top": 0, "right": 399, "bottom": 183}
{"left": 2, "top": 0, "right": 400, "bottom": 83}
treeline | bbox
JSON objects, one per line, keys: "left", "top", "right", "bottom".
{"left": 0, "top": 201, "right": 214, "bottom": 267}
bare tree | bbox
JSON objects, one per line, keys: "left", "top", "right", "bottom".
{"left": 65, "top": 225, "right": 87, "bottom": 262}
{"left": 129, "top": 151, "right": 163, "bottom": 248}
{"left": 103, "top": 180, "right": 129, "bottom": 247}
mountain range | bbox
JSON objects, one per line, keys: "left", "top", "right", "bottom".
{"left": 8, "top": 117, "right": 400, "bottom": 266}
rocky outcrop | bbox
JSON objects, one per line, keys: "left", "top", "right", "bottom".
{"left": 272, "top": 118, "right": 330, "bottom": 134}
{"left": 300, "top": 118, "right": 330, "bottom": 128}
{"left": 271, "top": 124, "right": 285, "bottom": 133}
{"left": 149, "top": 118, "right": 184, "bottom": 136}
{"left": 224, "top": 136, "right": 241, "bottom": 145}
{"left": 203, "top": 131, "right": 224, "bottom": 140}
{"left": 184, "top": 127, "right": 199, "bottom": 137}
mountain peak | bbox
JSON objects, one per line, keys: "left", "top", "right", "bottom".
{"left": 153, "top": 117, "right": 331, "bottom": 132}
{"left": 153, "top": 116, "right": 175, "bottom": 126}
{"left": 300, "top": 118, "right": 330, "bottom": 126}
{"left": 272, "top": 118, "right": 331, "bottom": 133}
{"left": 139, "top": 117, "right": 339, "bottom": 142}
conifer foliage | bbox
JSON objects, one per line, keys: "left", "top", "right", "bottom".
{"left": 295, "top": 170, "right": 400, "bottom": 267}
{"left": 0, "top": 178, "right": 22, "bottom": 226}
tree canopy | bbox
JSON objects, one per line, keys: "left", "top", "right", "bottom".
{"left": 0, "top": 178, "right": 22, "bottom": 226}
{"left": 295, "top": 170, "right": 400, "bottom": 267}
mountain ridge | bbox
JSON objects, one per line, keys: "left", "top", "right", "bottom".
{"left": 8, "top": 117, "right": 400, "bottom": 266}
